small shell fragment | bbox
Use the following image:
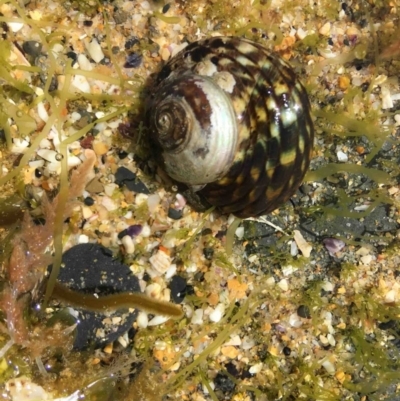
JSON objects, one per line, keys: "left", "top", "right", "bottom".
{"left": 323, "top": 238, "right": 345, "bottom": 257}
{"left": 148, "top": 249, "right": 172, "bottom": 277}
{"left": 293, "top": 230, "right": 312, "bottom": 257}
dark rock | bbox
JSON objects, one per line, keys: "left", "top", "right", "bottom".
{"left": 117, "top": 150, "right": 128, "bottom": 159}
{"left": 84, "top": 196, "right": 95, "bottom": 206}
{"left": 169, "top": 275, "right": 187, "bottom": 304}
{"left": 203, "top": 247, "right": 214, "bottom": 261}
{"left": 225, "top": 362, "right": 240, "bottom": 378}
{"left": 378, "top": 320, "right": 396, "bottom": 330}
{"left": 34, "top": 168, "right": 43, "bottom": 178}
{"left": 66, "top": 51, "right": 78, "bottom": 65}
{"left": 125, "top": 37, "right": 139, "bottom": 49}
{"left": 297, "top": 305, "right": 311, "bottom": 319}
{"left": 214, "top": 372, "right": 236, "bottom": 394}
{"left": 118, "top": 224, "right": 142, "bottom": 239}
{"left": 114, "top": 166, "right": 150, "bottom": 194}
{"left": 363, "top": 205, "right": 398, "bottom": 233}
{"left": 22, "top": 41, "right": 42, "bottom": 59}
{"left": 113, "top": 10, "right": 128, "bottom": 24}
{"left": 54, "top": 243, "right": 141, "bottom": 349}
{"left": 162, "top": 3, "right": 171, "bottom": 13}
{"left": 124, "top": 52, "right": 142, "bottom": 68}
{"left": 168, "top": 207, "right": 183, "bottom": 220}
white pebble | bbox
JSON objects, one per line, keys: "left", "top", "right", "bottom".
{"left": 360, "top": 254, "right": 373, "bottom": 265}
{"left": 352, "top": 77, "right": 363, "bottom": 87}
{"left": 101, "top": 196, "right": 117, "bottom": 211}
{"left": 121, "top": 235, "right": 135, "bottom": 254}
{"left": 289, "top": 313, "right": 303, "bottom": 328}
{"left": 82, "top": 206, "right": 93, "bottom": 219}
{"left": 249, "top": 362, "right": 263, "bottom": 374}
{"left": 136, "top": 311, "right": 148, "bottom": 328}
{"left": 141, "top": 224, "right": 151, "bottom": 237}
{"left": 242, "top": 336, "right": 255, "bottom": 350}
{"left": 117, "top": 333, "right": 129, "bottom": 348}
{"left": 381, "top": 85, "right": 393, "bottom": 109}
{"left": 235, "top": 226, "right": 244, "bottom": 239}
{"left": 51, "top": 43, "right": 64, "bottom": 54}
{"left": 145, "top": 283, "right": 162, "bottom": 298}
{"left": 282, "top": 265, "right": 296, "bottom": 276}
{"left": 265, "top": 276, "right": 275, "bottom": 286}
{"left": 290, "top": 240, "right": 298, "bottom": 256}
{"left": 321, "top": 359, "right": 335, "bottom": 374}
{"left": 148, "top": 315, "right": 170, "bottom": 326}
{"left": 385, "top": 289, "right": 396, "bottom": 303}
{"left": 11, "top": 138, "right": 30, "bottom": 154}
{"left": 191, "top": 309, "right": 204, "bottom": 325}
{"left": 104, "top": 183, "right": 118, "bottom": 197}
{"left": 224, "top": 334, "right": 242, "bottom": 346}
{"left": 94, "top": 122, "right": 107, "bottom": 132}
{"left": 46, "top": 162, "right": 61, "bottom": 174}
{"left": 86, "top": 38, "right": 105, "bottom": 63}
{"left": 135, "top": 193, "right": 148, "bottom": 205}
{"left": 209, "top": 303, "right": 225, "bottom": 323}
{"left": 165, "top": 263, "right": 177, "bottom": 279}
{"left": 77, "top": 54, "right": 93, "bottom": 71}
{"left": 140, "top": 1, "right": 151, "bottom": 10}
{"left": 70, "top": 112, "right": 81, "bottom": 121}
{"left": 39, "top": 138, "right": 52, "bottom": 148}
{"left": 5, "top": 377, "right": 51, "bottom": 401}
{"left": 277, "top": 279, "right": 289, "bottom": 292}
{"left": 67, "top": 155, "right": 81, "bottom": 168}
{"left": 147, "top": 193, "right": 161, "bottom": 213}
{"left": 72, "top": 75, "right": 91, "bottom": 93}
{"left": 78, "top": 235, "right": 89, "bottom": 243}
{"left": 319, "top": 22, "right": 331, "bottom": 36}
{"left": 202, "top": 382, "right": 215, "bottom": 395}
{"left": 29, "top": 160, "right": 44, "bottom": 169}
{"left": 336, "top": 150, "right": 348, "bottom": 162}
{"left": 37, "top": 148, "right": 59, "bottom": 163}
{"left": 37, "top": 102, "right": 49, "bottom": 122}
{"left": 296, "top": 27, "right": 307, "bottom": 40}
{"left": 7, "top": 22, "right": 24, "bottom": 32}
{"left": 322, "top": 281, "right": 334, "bottom": 292}
{"left": 327, "top": 333, "right": 336, "bottom": 346}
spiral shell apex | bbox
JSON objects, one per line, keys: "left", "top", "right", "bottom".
{"left": 146, "top": 36, "right": 314, "bottom": 218}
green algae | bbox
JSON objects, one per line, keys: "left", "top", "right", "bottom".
{"left": 0, "top": 0, "right": 399, "bottom": 400}
{"left": 306, "top": 164, "right": 391, "bottom": 186}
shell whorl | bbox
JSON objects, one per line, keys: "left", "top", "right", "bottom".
{"left": 148, "top": 74, "right": 238, "bottom": 186}
{"left": 146, "top": 36, "right": 314, "bottom": 218}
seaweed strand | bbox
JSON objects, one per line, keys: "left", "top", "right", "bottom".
{"left": 52, "top": 282, "right": 183, "bottom": 318}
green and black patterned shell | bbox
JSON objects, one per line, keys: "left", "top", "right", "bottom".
{"left": 146, "top": 36, "right": 314, "bottom": 218}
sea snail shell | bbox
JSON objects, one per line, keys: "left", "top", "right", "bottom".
{"left": 146, "top": 36, "right": 314, "bottom": 218}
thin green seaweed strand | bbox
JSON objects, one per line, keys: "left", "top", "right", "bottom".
{"left": 164, "top": 295, "right": 255, "bottom": 393}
